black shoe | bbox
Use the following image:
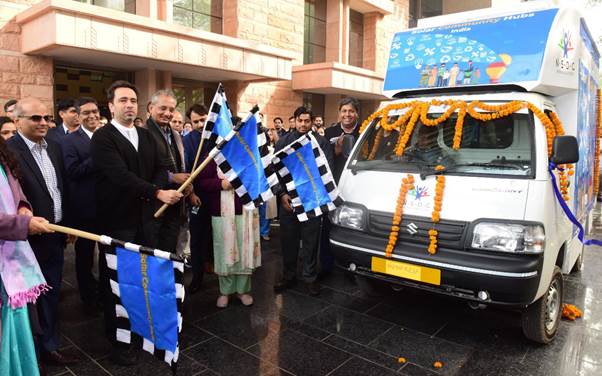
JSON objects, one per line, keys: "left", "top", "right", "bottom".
{"left": 110, "top": 347, "right": 137, "bottom": 366}
{"left": 306, "top": 282, "right": 321, "bottom": 296}
{"left": 188, "top": 276, "right": 203, "bottom": 295}
{"left": 274, "top": 278, "right": 296, "bottom": 292}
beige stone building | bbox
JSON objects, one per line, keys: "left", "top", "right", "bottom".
{"left": 0, "top": 0, "right": 511, "bottom": 124}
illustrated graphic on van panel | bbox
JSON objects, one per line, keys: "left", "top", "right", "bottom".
{"left": 384, "top": 8, "right": 558, "bottom": 92}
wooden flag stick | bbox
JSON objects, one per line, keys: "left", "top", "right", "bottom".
{"left": 47, "top": 223, "right": 185, "bottom": 262}
{"left": 191, "top": 122, "right": 208, "bottom": 172}
{"left": 47, "top": 223, "right": 101, "bottom": 242}
{"left": 154, "top": 149, "right": 217, "bottom": 218}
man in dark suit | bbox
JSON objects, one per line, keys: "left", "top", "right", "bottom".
{"left": 47, "top": 98, "right": 80, "bottom": 143}
{"left": 273, "top": 107, "right": 334, "bottom": 297}
{"left": 8, "top": 97, "right": 79, "bottom": 366}
{"left": 320, "top": 97, "right": 361, "bottom": 276}
{"left": 182, "top": 103, "right": 211, "bottom": 293}
{"left": 90, "top": 80, "right": 183, "bottom": 366}
{"left": 145, "top": 89, "right": 190, "bottom": 254}
{"left": 62, "top": 97, "right": 102, "bottom": 316}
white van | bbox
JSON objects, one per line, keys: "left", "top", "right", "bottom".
{"left": 329, "top": 5, "right": 599, "bottom": 344}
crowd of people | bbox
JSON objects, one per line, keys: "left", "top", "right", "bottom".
{"left": 0, "top": 80, "right": 362, "bottom": 375}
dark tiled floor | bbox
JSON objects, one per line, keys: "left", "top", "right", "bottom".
{"left": 51, "top": 210, "right": 602, "bottom": 376}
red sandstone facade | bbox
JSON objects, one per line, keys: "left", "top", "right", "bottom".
{"left": 0, "top": 0, "right": 409, "bottom": 124}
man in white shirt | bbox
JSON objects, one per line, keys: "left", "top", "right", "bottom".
{"left": 90, "top": 81, "right": 183, "bottom": 366}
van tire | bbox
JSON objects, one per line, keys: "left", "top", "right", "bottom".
{"left": 521, "top": 266, "right": 563, "bottom": 344}
{"left": 355, "top": 275, "right": 387, "bottom": 297}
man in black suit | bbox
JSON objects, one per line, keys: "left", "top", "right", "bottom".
{"left": 62, "top": 97, "right": 102, "bottom": 316}
{"left": 47, "top": 98, "right": 80, "bottom": 143}
{"left": 90, "top": 80, "right": 183, "bottom": 366}
{"left": 273, "top": 107, "right": 334, "bottom": 297}
{"left": 145, "top": 89, "right": 190, "bottom": 254}
{"left": 8, "top": 97, "right": 79, "bottom": 366}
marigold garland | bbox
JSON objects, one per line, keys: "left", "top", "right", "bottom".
{"left": 360, "top": 100, "right": 579, "bottom": 254}
{"left": 385, "top": 174, "right": 415, "bottom": 258}
{"left": 428, "top": 174, "right": 445, "bottom": 255}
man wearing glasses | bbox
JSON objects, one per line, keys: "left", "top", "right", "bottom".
{"left": 61, "top": 97, "right": 102, "bottom": 317}
{"left": 7, "top": 98, "right": 79, "bottom": 367}
{"left": 182, "top": 103, "right": 211, "bottom": 293}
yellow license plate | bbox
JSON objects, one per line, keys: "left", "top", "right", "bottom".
{"left": 371, "top": 257, "right": 441, "bottom": 286}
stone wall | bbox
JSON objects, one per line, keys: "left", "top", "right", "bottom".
{"left": 223, "top": 0, "right": 304, "bottom": 123}
{"left": 0, "top": 12, "right": 54, "bottom": 113}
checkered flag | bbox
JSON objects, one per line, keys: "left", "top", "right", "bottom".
{"left": 203, "top": 83, "right": 235, "bottom": 144}
{"left": 272, "top": 132, "right": 342, "bottom": 221}
{"left": 104, "top": 240, "right": 184, "bottom": 372}
{"left": 212, "top": 105, "right": 278, "bottom": 208}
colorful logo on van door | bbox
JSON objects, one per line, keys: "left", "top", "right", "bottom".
{"left": 558, "top": 30, "right": 574, "bottom": 58}
{"left": 409, "top": 186, "right": 430, "bottom": 201}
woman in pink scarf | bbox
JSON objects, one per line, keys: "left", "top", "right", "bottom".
{"left": 0, "top": 136, "right": 52, "bottom": 376}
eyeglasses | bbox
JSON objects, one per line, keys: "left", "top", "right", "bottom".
{"left": 19, "top": 115, "right": 51, "bottom": 122}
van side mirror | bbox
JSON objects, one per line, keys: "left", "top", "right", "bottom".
{"left": 551, "top": 135, "right": 579, "bottom": 165}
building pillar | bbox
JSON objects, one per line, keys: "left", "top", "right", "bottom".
{"left": 324, "top": 94, "right": 342, "bottom": 126}
{"left": 135, "top": 0, "right": 157, "bottom": 18}
{"left": 325, "top": 0, "right": 344, "bottom": 63}
{"left": 222, "top": 0, "right": 239, "bottom": 38}
{"left": 363, "top": 12, "right": 380, "bottom": 72}
{"left": 134, "top": 68, "right": 157, "bottom": 117}
{"left": 158, "top": 70, "right": 172, "bottom": 89}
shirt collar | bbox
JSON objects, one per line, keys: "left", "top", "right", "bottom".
{"left": 18, "top": 131, "right": 47, "bottom": 150}
{"left": 62, "top": 123, "right": 69, "bottom": 135}
{"left": 111, "top": 119, "right": 136, "bottom": 132}
{"left": 81, "top": 126, "right": 94, "bottom": 139}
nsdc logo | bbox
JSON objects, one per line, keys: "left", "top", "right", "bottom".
{"left": 555, "top": 29, "right": 576, "bottom": 73}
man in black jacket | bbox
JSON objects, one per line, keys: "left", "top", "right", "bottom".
{"left": 62, "top": 97, "right": 102, "bottom": 315}
{"left": 145, "top": 89, "right": 190, "bottom": 254}
{"left": 321, "top": 97, "right": 361, "bottom": 276}
{"left": 8, "top": 97, "right": 79, "bottom": 367}
{"left": 273, "top": 107, "right": 333, "bottom": 296}
{"left": 90, "top": 80, "right": 183, "bottom": 366}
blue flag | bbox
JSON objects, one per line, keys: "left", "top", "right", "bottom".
{"left": 211, "top": 106, "right": 278, "bottom": 208}
{"left": 272, "top": 132, "right": 342, "bottom": 221}
{"left": 203, "top": 83, "right": 234, "bottom": 144}
{"left": 105, "top": 245, "right": 184, "bottom": 370}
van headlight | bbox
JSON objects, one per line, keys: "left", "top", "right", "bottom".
{"left": 330, "top": 204, "right": 366, "bottom": 231}
{"left": 471, "top": 222, "right": 545, "bottom": 253}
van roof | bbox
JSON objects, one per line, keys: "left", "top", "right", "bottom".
{"left": 383, "top": 7, "right": 599, "bottom": 98}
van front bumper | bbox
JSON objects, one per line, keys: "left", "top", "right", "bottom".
{"left": 330, "top": 226, "right": 543, "bottom": 306}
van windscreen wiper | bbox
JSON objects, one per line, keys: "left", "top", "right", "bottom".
{"left": 448, "top": 162, "right": 527, "bottom": 171}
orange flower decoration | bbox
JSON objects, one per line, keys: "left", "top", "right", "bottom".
{"left": 433, "top": 361, "right": 443, "bottom": 369}
{"left": 398, "top": 357, "right": 407, "bottom": 364}
{"left": 385, "top": 174, "right": 415, "bottom": 257}
{"left": 562, "top": 303, "right": 583, "bottom": 321}
{"left": 428, "top": 175, "right": 445, "bottom": 255}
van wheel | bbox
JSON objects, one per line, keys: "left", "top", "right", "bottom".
{"left": 355, "top": 275, "right": 387, "bottom": 297}
{"left": 521, "top": 266, "right": 563, "bottom": 344}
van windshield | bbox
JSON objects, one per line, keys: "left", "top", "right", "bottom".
{"left": 352, "top": 112, "right": 534, "bottom": 177}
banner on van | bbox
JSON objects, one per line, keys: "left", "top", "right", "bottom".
{"left": 383, "top": 8, "right": 558, "bottom": 93}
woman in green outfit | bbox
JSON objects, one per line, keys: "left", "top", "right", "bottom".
{"left": 197, "top": 156, "right": 261, "bottom": 308}
{"left": 0, "top": 136, "right": 52, "bottom": 376}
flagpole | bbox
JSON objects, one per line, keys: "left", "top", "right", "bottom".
{"left": 154, "top": 148, "right": 218, "bottom": 218}
{"left": 46, "top": 224, "right": 185, "bottom": 262}
{"left": 191, "top": 122, "right": 208, "bottom": 172}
